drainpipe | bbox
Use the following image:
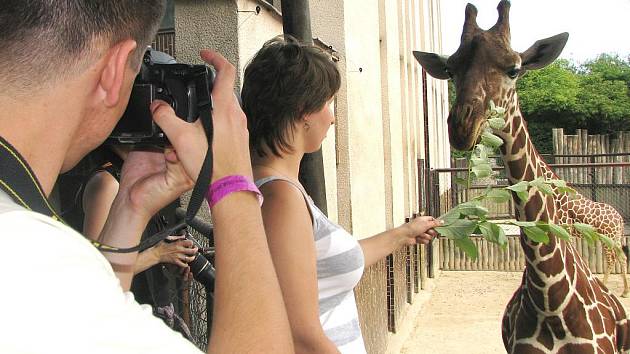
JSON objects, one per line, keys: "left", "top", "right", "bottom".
{"left": 281, "top": 0, "right": 328, "bottom": 215}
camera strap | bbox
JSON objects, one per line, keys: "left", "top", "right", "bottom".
{"left": 94, "top": 101, "right": 214, "bottom": 253}
{"left": 0, "top": 136, "right": 64, "bottom": 220}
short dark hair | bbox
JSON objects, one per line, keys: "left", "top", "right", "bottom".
{"left": 242, "top": 35, "right": 341, "bottom": 157}
{"left": 0, "top": 0, "right": 165, "bottom": 94}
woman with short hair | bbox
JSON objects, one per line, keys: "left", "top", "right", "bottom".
{"left": 242, "top": 36, "right": 442, "bottom": 354}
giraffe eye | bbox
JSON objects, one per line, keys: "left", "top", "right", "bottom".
{"left": 507, "top": 67, "right": 521, "bottom": 79}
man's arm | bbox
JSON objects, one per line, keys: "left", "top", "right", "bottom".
{"left": 152, "top": 50, "right": 294, "bottom": 353}
{"left": 209, "top": 192, "right": 294, "bottom": 353}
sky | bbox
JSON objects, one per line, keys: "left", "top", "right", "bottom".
{"left": 440, "top": 0, "right": 630, "bottom": 63}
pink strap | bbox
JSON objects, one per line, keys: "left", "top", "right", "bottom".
{"left": 206, "top": 175, "right": 263, "bottom": 208}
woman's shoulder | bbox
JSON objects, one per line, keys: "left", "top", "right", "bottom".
{"left": 258, "top": 178, "right": 307, "bottom": 206}
{"left": 84, "top": 169, "right": 119, "bottom": 192}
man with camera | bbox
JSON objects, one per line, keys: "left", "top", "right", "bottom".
{"left": 0, "top": 1, "right": 293, "bottom": 353}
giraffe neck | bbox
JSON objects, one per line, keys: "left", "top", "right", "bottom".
{"left": 493, "top": 91, "right": 555, "bottom": 218}
{"left": 492, "top": 91, "right": 576, "bottom": 316}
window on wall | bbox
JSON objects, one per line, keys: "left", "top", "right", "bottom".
{"left": 152, "top": 0, "right": 175, "bottom": 57}
{"left": 159, "top": 0, "right": 175, "bottom": 31}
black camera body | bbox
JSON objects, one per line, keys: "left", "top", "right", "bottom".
{"left": 108, "top": 50, "right": 214, "bottom": 145}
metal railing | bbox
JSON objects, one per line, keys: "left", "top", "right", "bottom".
{"left": 427, "top": 155, "right": 630, "bottom": 273}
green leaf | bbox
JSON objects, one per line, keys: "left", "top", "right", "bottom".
{"left": 536, "top": 182, "right": 554, "bottom": 196}
{"left": 475, "top": 144, "right": 490, "bottom": 160}
{"left": 529, "top": 177, "right": 554, "bottom": 196}
{"left": 439, "top": 208, "right": 461, "bottom": 225}
{"left": 435, "top": 219, "right": 478, "bottom": 240}
{"left": 599, "top": 234, "right": 616, "bottom": 249}
{"left": 457, "top": 202, "right": 489, "bottom": 218}
{"left": 480, "top": 131, "right": 504, "bottom": 148}
{"left": 470, "top": 156, "right": 486, "bottom": 167}
{"left": 489, "top": 100, "right": 496, "bottom": 111}
{"left": 557, "top": 186, "right": 576, "bottom": 195}
{"left": 472, "top": 163, "right": 493, "bottom": 179}
{"left": 515, "top": 190, "right": 530, "bottom": 203}
{"left": 523, "top": 226, "right": 550, "bottom": 244}
{"left": 546, "top": 223, "right": 572, "bottom": 241}
{"left": 506, "top": 181, "right": 529, "bottom": 193}
{"left": 535, "top": 222, "right": 571, "bottom": 241}
{"left": 479, "top": 221, "right": 507, "bottom": 246}
{"left": 488, "top": 117, "right": 506, "bottom": 130}
{"left": 549, "top": 179, "right": 567, "bottom": 188}
{"left": 486, "top": 189, "right": 512, "bottom": 203}
{"left": 573, "top": 223, "right": 598, "bottom": 244}
{"left": 454, "top": 238, "right": 478, "bottom": 260}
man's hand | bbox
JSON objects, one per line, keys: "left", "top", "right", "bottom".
{"left": 152, "top": 50, "right": 253, "bottom": 183}
{"left": 116, "top": 148, "right": 194, "bottom": 220}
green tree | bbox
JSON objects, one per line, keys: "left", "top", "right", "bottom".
{"left": 518, "top": 59, "right": 580, "bottom": 117}
{"left": 517, "top": 55, "right": 630, "bottom": 153}
{"left": 575, "top": 55, "right": 630, "bottom": 134}
{"left": 582, "top": 54, "right": 630, "bottom": 84}
{"left": 516, "top": 60, "right": 581, "bottom": 153}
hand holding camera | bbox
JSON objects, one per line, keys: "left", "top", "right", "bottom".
{"left": 150, "top": 50, "right": 253, "bottom": 183}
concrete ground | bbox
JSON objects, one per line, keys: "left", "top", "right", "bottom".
{"left": 400, "top": 271, "right": 630, "bottom": 354}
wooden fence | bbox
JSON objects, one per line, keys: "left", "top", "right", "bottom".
{"left": 552, "top": 128, "right": 630, "bottom": 184}
{"left": 440, "top": 236, "right": 630, "bottom": 273}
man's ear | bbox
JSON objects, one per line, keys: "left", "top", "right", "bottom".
{"left": 99, "top": 39, "right": 138, "bottom": 107}
{"left": 520, "top": 32, "right": 569, "bottom": 71}
{"left": 413, "top": 51, "right": 450, "bottom": 80}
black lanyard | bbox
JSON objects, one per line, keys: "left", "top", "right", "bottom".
{"left": 0, "top": 136, "right": 63, "bottom": 220}
{"left": 0, "top": 102, "right": 213, "bottom": 253}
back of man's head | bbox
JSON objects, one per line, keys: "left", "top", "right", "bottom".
{"left": 0, "top": 0, "right": 166, "bottom": 96}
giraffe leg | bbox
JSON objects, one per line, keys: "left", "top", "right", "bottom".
{"left": 620, "top": 252, "right": 629, "bottom": 298}
{"left": 603, "top": 253, "right": 611, "bottom": 285}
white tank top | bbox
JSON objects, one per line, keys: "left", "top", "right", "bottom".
{"left": 256, "top": 176, "right": 366, "bottom": 353}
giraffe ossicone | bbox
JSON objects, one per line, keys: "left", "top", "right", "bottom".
{"left": 414, "top": 1, "right": 630, "bottom": 353}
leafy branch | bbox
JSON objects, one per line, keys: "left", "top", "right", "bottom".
{"left": 435, "top": 101, "right": 620, "bottom": 260}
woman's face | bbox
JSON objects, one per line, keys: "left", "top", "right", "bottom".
{"left": 302, "top": 98, "right": 335, "bottom": 153}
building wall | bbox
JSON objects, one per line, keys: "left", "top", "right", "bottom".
{"left": 173, "top": 0, "right": 450, "bottom": 352}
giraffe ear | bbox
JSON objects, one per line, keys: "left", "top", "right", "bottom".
{"left": 520, "top": 32, "right": 569, "bottom": 71}
{"left": 413, "top": 51, "right": 451, "bottom": 80}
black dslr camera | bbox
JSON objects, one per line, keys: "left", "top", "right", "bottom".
{"left": 108, "top": 49, "right": 214, "bottom": 145}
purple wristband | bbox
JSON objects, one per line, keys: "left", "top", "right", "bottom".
{"left": 206, "top": 175, "right": 263, "bottom": 208}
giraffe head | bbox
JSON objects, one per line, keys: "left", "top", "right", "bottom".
{"left": 414, "top": 1, "right": 568, "bottom": 151}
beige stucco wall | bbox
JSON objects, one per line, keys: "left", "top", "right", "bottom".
{"left": 309, "top": 0, "right": 352, "bottom": 229}
{"left": 235, "top": 1, "right": 283, "bottom": 81}
{"left": 175, "top": 0, "right": 239, "bottom": 78}
{"left": 343, "top": 0, "right": 388, "bottom": 239}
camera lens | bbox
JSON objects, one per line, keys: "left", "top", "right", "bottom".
{"left": 188, "top": 252, "right": 215, "bottom": 292}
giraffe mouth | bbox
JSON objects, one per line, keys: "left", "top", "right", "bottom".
{"left": 448, "top": 113, "right": 486, "bottom": 152}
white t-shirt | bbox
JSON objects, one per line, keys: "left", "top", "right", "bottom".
{"left": 0, "top": 192, "right": 202, "bottom": 354}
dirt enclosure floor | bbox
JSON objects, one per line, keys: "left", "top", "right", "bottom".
{"left": 400, "top": 271, "right": 630, "bottom": 354}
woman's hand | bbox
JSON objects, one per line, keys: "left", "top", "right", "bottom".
{"left": 401, "top": 216, "right": 443, "bottom": 245}
{"left": 154, "top": 236, "right": 199, "bottom": 269}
